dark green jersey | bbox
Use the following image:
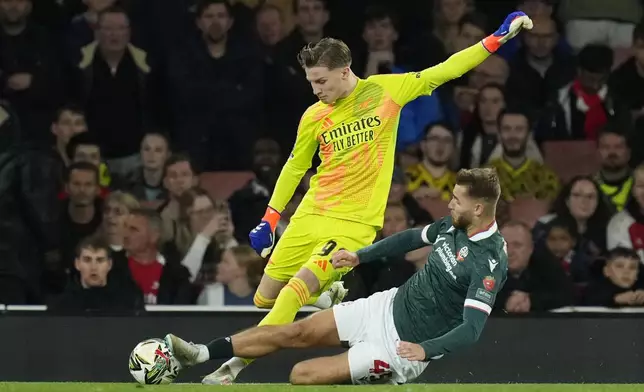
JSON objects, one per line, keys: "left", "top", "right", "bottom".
{"left": 391, "top": 216, "right": 508, "bottom": 346}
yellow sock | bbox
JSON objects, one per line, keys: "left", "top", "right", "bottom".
{"left": 240, "top": 278, "right": 311, "bottom": 366}
{"left": 253, "top": 291, "right": 276, "bottom": 309}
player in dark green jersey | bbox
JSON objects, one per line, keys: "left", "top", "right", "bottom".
{"left": 164, "top": 168, "right": 508, "bottom": 385}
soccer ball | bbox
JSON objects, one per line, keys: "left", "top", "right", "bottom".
{"left": 128, "top": 338, "right": 181, "bottom": 385}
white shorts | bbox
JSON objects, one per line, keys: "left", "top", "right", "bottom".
{"left": 332, "top": 288, "right": 430, "bottom": 384}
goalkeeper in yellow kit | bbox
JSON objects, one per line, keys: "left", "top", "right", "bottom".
{"left": 201, "top": 12, "right": 533, "bottom": 384}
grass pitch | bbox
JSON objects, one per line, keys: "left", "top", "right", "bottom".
{"left": 0, "top": 384, "right": 641, "bottom": 392}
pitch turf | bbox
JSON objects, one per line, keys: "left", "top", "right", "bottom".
{"left": 0, "top": 384, "right": 641, "bottom": 392}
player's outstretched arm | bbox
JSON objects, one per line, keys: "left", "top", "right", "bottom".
{"left": 342, "top": 228, "right": 429, "bottom": 266}
{"left": 249, "top": 114, "right": 318, "bottom": 257}
{"left": 421, "top": 12, "right": 533, "bottom": 90}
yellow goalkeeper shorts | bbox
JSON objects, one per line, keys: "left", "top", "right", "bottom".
{"left": 264, "top": 213, "right": 377, "bottom": 293}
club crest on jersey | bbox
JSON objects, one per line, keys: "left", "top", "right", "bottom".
{"left": 456, "top": 246, "right": 469, "bottom": 261}
{"left": 483, "top": 276, "right": 495, "bottom": 291}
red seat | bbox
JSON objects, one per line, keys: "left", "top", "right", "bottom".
{"left": 543, "top": 141, "right": 599, "bottom": 184}
{"left": 509, "top": 198, "right": 551, "bottom": 228}
{"left": 199, "top": 171, "right": 255, "bottom": 201}
{"left": 418, "top": 199, "right": 450, "bottom": 221}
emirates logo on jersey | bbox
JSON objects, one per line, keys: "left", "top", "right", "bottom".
{"left": 483, "top": 276, "right": 496, "bottom": 291}
{"left": 456, "top": 246, "right": 469, "bottom": 261}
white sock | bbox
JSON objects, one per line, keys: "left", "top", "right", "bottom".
{"left": 312, "top": 292, "right": 333, "bottom": 309}
{"left": 224, "top": 357, "right": 247, "bottom": 378}
{"left": 197, "top": 344, "right": 210, "bottom": 363}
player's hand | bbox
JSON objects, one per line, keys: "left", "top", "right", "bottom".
{"left": 396, "top": 341, "right": 426, "bottom": 362}
{"left": 249, "top": 207, "right": 281, "bottom": 258}
{"left": 481, "top": 11, "right": 533, "bottom": 53}
{"left": 331, "top": 249, "right": 360, "bottom": 268}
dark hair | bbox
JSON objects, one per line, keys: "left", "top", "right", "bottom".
{"left": 459, "top": 11, "right": 488, "bottom": 34}
{"left": 551, "top": 175, "right": 612, "bottom": 236}
{"left": 424, "top": 121, "right": 455, "bottom": 138}
{"left": 497, "top": 107, "right": 531, "bottom": 128}
{"left": 292, "top": 0, "right": 328, "bottom": 14}
{"left": 597, "top": 123, "right": 628, "bottom": 142}
{"left": 66, "top": 161, "right": 100, "bottom": 184}
{"left": 606, "top": 247, "right": 641, "bottom": 264}
{"left": 196, "top": 0, "right": 232, "bottom": 18}
{"left": 256, "top": 3, "right": 282, "bottom": 19}
{"left": 456, "top": 168, "right": 501, "bottom": 205}
{"left": 578, "top": 44, "right": 613, "bottom": 73}
{"left": 76, "top": 234, "right": 111, "bottom": 258}
{"left": 546, "top": 216, "right": 579, "bottom": 240}
{"left": 142, "top": 130, "right": 171, "bottom": 150}
{"left": 66, "top": 132, "right": 101, "bottom": 161}
{"left": 129, "top": 207, "right": 163, "bottom": 234}
{"left": 163, "top": 152, "right": 198, "bottom": 178}
{"left": 97, "top": 5, "right": 130, "bottom": 26}
{"left": 297, "top": 37, "right": 352, "bottom": 69}
{"left": 53, "top": 103, "right": 84, "bottom": 123}
{"left": 364, "top": 4, "right": 399, "bottom": 31}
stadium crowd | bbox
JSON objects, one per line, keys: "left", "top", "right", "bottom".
{"left": 1, "top": 0, "right": 644, "bottom": 314}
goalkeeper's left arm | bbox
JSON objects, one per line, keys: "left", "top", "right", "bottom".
{"left": 419, "top": 12, "right": 533, "bottom": 91}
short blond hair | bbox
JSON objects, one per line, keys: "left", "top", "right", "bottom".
{"left": 104, "top": 191, "right": 140, "bottom": 212}
{"left": 297, "top": 37, "right": 352, "bottom": 69}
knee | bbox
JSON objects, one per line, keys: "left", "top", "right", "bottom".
{"left": 253, "top": 291, "right": 275, "bottom": 309}
{"left": 279, "top": 320, "right": 313, "bottom": 347}
{"left": 289, "top": 361, "right": 317, "bottom": 385}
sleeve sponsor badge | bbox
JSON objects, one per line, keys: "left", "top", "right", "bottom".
{"left": 482, "top": 276, "right": 496, "bottom": 291}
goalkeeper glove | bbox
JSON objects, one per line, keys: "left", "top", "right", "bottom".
{"left": 481, "top": 11, "right": 533, "bottom": 53}
{"left": 249, "top": 206, "right": 281, "bottom": 258}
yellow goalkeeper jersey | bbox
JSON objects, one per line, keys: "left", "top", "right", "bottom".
{"left": 268, "top": 44, "right": 490, "bottom": 229}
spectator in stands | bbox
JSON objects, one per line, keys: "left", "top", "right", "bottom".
{"left": 506, "top": 17, "right": 576, "bottom": 110}
{"left": 609, "top": 22, "right": 644, "bottom": 120}
{"left": 432, "top": 0, "right": 472, "bottom": 55}
{"left": 360, "top": 5, "right": 449, "bottom": 150}
{"left": 65, "top": 0, "right": 117, "bottom": 63}
{"left": 360, "top": 5, "right": 400, "bottom": 78}
{"left": 0, "top": 100, "right": 61, "bottom": 304}
{"left": 406, "top": 123, "right": 456, "bottom": 203}
{"left": 558, "top": 0, "right": 641, "bottom": 51}
{"left": 542, "top": 217, "right": 595, "bottom": 288}
{"left": 487, "top": 109, "right": 559, "bottom": 202}
{"left": 66, "top": 132, "right": 111, "bottom": 191}
{"left": 0, "top": 0, "right": 63, "bottom": 142}
{"left": 265, "top": 0, "right": 330, "bottom": 151}
{"left": 100, "top": 191, "right": 140, "bottom": 252}
{"left": 453, "top": 11, "right": 487, "bottom": 53}
{"left": 496, "top": 221, "right": 575, "bottom": 313}
{"left": 48, "top": 235, "right": 144, "bottom": 315}
{"left": 595, "top": 128, "right": 633, "bottom": 212}
{"left": 535, "top": 175, "right": 612, "bottom": 256}
{"left": 255, "top": 3, "right": 284, "bottom": 48}
{"left": 388, "top": 166, "right": 433, "bottom": 227}
{"left": 607, "top": 163, "right": 644, "bottom": 260}
{"left": 198, "top": 245, "right": 265, "bottom": 305}
{"left": 55, "top": 162, "right": 104, "bottom": 293}
{"left": 583, "top": 247, "right": 644, "bottom": 307}
{"left": 116, "top": 208, "right": 192, "bottom": 304}
{"left": 538, "top": 44, "right": 625, "bottom": 141}
{"left": 123, "top": 131, "right": 170, "bottom": 202}
{"left": 178, "top": 188, "right": 238, "bottom": 279}
{"left": 51, "top": 104, "right": 88, "bottom": 166}
{"left": 229, "top": 138, "right": 281, "bottom": 242}
{"left": 347, "top": 203, "right": 417, "bottom": 301}
{"left": 165, "top": 0, "right": 264, "bottom": 171}
{"left": 459, "top": 83, "right": 506, "bottom": 168}
{"left": 159, "top": 153, "right": 199, "bottom": 245}
{"left": 455, "top": 54, "right": 509, "bottom": 117}
{"left": 74, "top": 5, "right": 156, "bottom": 179}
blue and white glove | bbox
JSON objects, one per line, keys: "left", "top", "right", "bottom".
{"left": 481, "top": 11, "right": 533, "bottom": 53}
{"left": 249, "top": 206, "right": 281, "bottom": 258}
